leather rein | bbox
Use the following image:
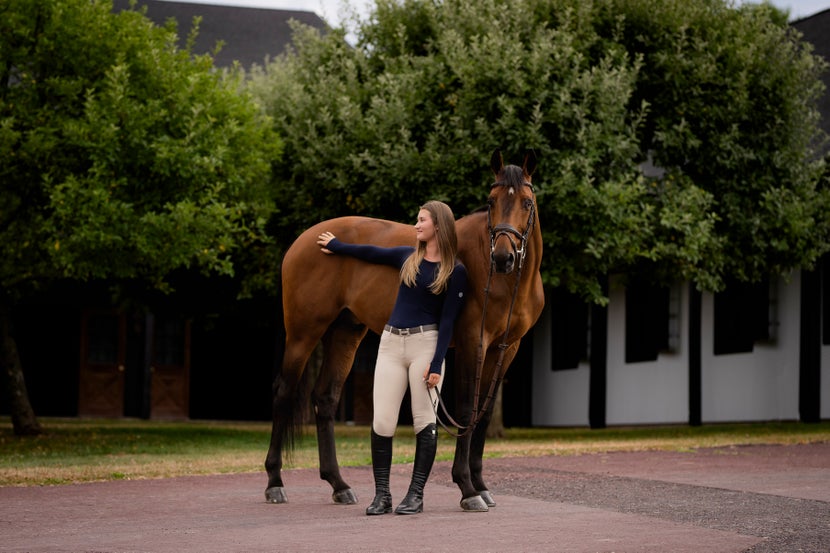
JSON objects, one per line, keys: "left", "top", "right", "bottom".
{"left": 430, "top": 179, "right": 536, "bottom": 437}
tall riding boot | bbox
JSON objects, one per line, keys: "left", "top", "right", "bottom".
{"left": 395, "top": 423, "right": 437, "bottom": 515}
{"left": 366, "top": 429, "right": 393, "bottom": 515}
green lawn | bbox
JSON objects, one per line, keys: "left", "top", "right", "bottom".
{"left": 1, "top": 418, "right": 828, "bottom": 486}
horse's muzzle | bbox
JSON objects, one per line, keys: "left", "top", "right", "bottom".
{"left": 491, "top": 249, "right": 516, "bottom": 274}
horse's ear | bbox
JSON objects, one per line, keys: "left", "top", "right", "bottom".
{"left": 490, "top": 149, "right": 504, "bottom": 175}
{"left": 523, "top": 149, "right": 538, "bottom": 177}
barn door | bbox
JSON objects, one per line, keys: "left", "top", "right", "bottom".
{"left": 78, "top": 311, "right": 126, "bottom": 417}
{"left": 149, "top": 315, "right": 191, "bottom": 419}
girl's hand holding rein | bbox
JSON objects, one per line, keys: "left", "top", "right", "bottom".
{"left": 423, "top": 369, "right": 440, "bottom": 389}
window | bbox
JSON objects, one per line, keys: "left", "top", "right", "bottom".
{"left": 550, "top": 288, "right": 589, "bottom": 371}
{"left": 86, "top": 313, "right": 119, "bottom": 365}
{"left": 713, "top": 278, "right": 773, "bottom": 355}
{"left": 625, "top": 280, "right": 677, "bottom": 363}
{"left": 153, "top": 315, "right": 186, "bottom": 366}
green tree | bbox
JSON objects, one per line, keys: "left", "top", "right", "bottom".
{"left": 0, "top": 0, "right": 280, "bottom": 435}
{"left": 251, "top": 0, "right": 657, "bottom": 302}
{"left": 251, "top": 0, "right": 827, "bottom": 300}
{"left": 595, "top": 0, "right": 829, "bottom": 288}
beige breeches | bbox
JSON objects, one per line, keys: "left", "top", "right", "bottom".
{"left": 372, "top": 329, "right": 445, "bottom": 437}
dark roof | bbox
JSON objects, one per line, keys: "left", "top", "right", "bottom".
{"left": 793, "top": 9, "right": 830, "bottom": 151}
{"left": 112, "top": 0, "right": 328, "bottom": 68}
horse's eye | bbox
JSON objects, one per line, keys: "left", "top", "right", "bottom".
{"left": 487, "top": 197, "right": 496, "bottom": 206}
{"left": 523, "top": 198, "right": 533, "bottom": 210}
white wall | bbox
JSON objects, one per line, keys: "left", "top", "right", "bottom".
{"left": 530, "top": 273, "right": 816, "bottom": 426}
{"left": 605, "top": 281, "right": 689, "bottom": 425}
{"left": 531, "top": 302, "right": 590, "bottom": 426}
{"left": 700, "top": 274, "right": 801, "bottom": 422}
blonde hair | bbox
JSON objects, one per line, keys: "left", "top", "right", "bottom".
{"left": 400, "top": 200, "right": 458, "bottom": 294}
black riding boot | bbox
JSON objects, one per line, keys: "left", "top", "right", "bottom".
{"left": 395, "top": 423, "right": 437, "bottom": 515}
{"left": 366, "top": 429, "right": 393, "bottom": 515}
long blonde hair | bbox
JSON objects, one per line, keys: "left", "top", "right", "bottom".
{"left": 400, "top": 200, "right": 459, "bottom": 294}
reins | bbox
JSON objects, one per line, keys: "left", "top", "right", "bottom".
{"left": 430, "top": 180, "right": 536, "bottom": 438}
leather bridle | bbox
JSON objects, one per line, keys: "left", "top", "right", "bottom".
{"left": 487, "top": 180, "right": 536, "bottom": 272}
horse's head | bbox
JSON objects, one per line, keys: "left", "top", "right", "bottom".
{"left": 487, "top": 149, "right": 538, "bottom": 274}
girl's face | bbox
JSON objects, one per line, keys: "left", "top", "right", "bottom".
{"left": 415, "top": 209, "right": 437, "bottom": 243}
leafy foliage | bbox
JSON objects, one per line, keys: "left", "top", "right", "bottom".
{"left": 251, "top": 0, "right": 828, "bottom": 301}
{"left": 598, "top": 0, "right": 829, "bottom": 287}
{"left": 0, "top": 0, "right": 280, "bottom": 296}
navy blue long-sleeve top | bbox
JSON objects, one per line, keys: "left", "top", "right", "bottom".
{"left": 326, "top": 238, "right": 467, "bottom": 375}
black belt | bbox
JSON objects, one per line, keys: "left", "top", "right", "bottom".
{"left": 384, "top": 324, "right": 438, "bottom": 336}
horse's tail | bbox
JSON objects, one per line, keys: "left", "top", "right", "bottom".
{"left": 274, "top": 345, "right": 317, "bottom": 460}
{"left": 272, "top": 279, "right": 315, "bottom": 461}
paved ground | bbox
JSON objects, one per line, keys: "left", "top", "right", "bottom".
{"left": 1, "top": 442, "right": 828, "bottom": 553}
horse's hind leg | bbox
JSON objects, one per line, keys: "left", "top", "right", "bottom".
{"left": 313, "top": 313, "right": 368, "bottom": 504}
{"left": 265, "top": 332, "right": 319, "bottom": 504}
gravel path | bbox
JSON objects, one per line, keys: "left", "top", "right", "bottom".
{"left": 460, "top": 450, "right": 829, "bottom": 553}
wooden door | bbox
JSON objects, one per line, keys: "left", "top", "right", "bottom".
{"left": 78, "top": 311, "right": 126, "bottom": 417}
{"left": 150, "top": 316, "right": 191, "bottom": 419}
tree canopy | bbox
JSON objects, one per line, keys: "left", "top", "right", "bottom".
{"left": 251, "top": 0, "right": 828, "bottom": 302}
{"left": 0, "top": 0, "right": 280, "bottom": 296}
{"left": 0, "top": 0, "right": 280, "bottom": 434}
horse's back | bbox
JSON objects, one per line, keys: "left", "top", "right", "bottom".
{"left": 282, "top": 217, "right": 414, "bottom": 335}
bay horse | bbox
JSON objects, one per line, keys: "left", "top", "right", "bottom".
{"left": 265, "top": 149, "right": 544, "bottom": 511}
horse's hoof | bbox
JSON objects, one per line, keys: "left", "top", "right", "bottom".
{"left": 460, "top": 495, "right": 489, "bottom": 512}
{"left": 332, "top": 488, "right": 358, "bottom": 505}
{"left": 265, "top": 486, "right": 288, "bottom": 504}
{"left": 479, "top": 490, "right": 496, "bottom": 507}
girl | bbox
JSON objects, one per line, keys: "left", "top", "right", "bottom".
{"left": 316, "top": 200, "right": 467, "bottom": 515}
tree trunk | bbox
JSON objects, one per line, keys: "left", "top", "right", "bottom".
{"left": 0, "top": 293, "right": 42, "bottom": 436}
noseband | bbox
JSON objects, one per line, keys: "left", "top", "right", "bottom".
{"left": 488, "top": 180, "right": 536, "bottom": 271}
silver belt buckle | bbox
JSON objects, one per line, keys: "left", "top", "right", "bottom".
{"left": 399, "top": 327, "right": 410, "bottom": 336}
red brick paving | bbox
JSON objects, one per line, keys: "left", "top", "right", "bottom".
{"left": 1, "top": 442, "right": 827, "bottom": 552}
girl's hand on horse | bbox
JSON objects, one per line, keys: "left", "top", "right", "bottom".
{"left": 423, "top": 369, "right": 440, "bottom": 389}
{"left": 317, "top": 231, "right": 335, "bottom": 254}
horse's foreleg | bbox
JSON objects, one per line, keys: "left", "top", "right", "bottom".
{"left": 470, "top": 406, "right": 494, "bottom": 506}
{"left": 470, "top": 341, "right": 519, "bottom": 508}
{"left": 312, "top": 317, "right": 367, "bottom": 505}
{"left": 451, "top": 345, "right": 490, "bottom": 512}
{"left": 452, "top": 431, "right": 489, "bottom": 511}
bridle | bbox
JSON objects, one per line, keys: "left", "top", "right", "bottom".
{"left": 487, "top": 180, "right": 536, "bottom": 272}
{"left": 430, "top": 179, "right": 537, "bottom": 437}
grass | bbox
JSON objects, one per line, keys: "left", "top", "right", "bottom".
{"left": 1, "top": 417, "right": 828, "bottom": 487}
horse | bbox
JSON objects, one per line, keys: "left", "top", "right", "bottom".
{"left": 265, "top": 149, "right": 544, "bottom": 511}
